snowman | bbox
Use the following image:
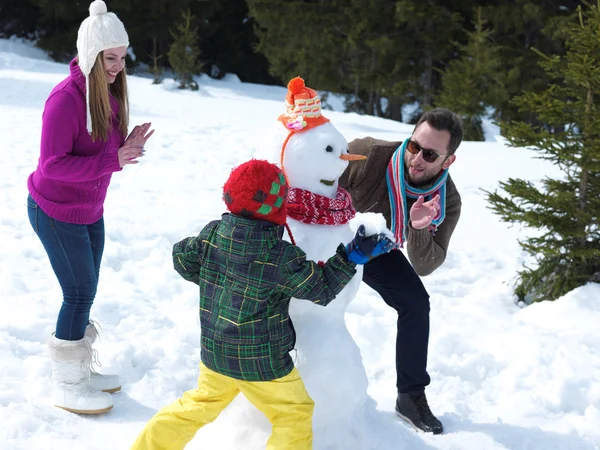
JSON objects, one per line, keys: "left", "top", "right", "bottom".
{"left": 259, "top": 77, "right": 395, "bottom": 449}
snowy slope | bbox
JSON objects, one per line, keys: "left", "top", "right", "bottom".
{"left": 1, "top": 38, "right": 599, "bottom": 450}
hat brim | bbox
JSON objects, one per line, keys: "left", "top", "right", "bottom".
{"left": 278, "top": 114, "right": 330, "bottom": 131}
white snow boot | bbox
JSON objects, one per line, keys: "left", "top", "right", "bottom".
{"left": 48, "top": 335, "right": 113, "bottom": 414}
{"left": 84, "top": 321, "right": 121, "bottom": 393}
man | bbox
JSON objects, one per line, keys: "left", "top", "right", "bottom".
{"left": 339, "top": 108, "right": 463, "bottom": 434}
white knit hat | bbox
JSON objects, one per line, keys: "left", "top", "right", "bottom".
{"left": 76, "top": 0, "right": 129, "bottom": 133}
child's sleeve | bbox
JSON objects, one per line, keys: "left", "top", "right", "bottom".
{"left": 172, "top": 220, "right": 219, "bottom": 285}
{"left": 277, "top": 243, "right": 357, "bottom": 306}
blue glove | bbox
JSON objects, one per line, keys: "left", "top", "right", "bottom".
{"left": 345, "top": 225, "right": 396, "bottom": 265}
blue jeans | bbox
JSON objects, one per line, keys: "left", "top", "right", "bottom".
{"left": 27, "top": 195, "right": 104, "bottom": 341}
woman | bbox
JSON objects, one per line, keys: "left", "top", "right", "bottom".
{"left": 26, "top": 0, "right": 154, "bottom": 415}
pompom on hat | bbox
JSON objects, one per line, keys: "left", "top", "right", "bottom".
{"left": 278, "top": 77, "right": 330, "bottom": 132}
{"left": 223, "top": 160, "right": 289, "bottom": 226}
{"left": 77, "top": 0, "right": 129, "bottom": 133}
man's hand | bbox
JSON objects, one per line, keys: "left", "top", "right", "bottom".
{"left": 410, "top": 195, "right": 440, "bottom": 230}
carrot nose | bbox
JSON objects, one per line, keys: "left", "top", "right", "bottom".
{"left": 340, "top": 153, "right": 367, "bottom": 161}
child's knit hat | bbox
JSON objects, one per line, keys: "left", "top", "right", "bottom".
{"left": 223, "top": 160, "right": 289, "bottom": 225}
{"left": 77, "top": 0, "right": 129, "bottom": 133}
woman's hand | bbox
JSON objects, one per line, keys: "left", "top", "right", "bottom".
{"left": 119, "top": 122, "right": 154, "bottom": 168}
{"left": 125, "top": 122, "right": 154, "bottom": 148}
{"left": 118, "top": 143, "right": 145, "bottom": 168}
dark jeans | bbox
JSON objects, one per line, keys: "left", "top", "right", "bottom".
{"left": 27, "top": 195, "right": 104, "bottom": 341}
{"left": 363, "top": 249, "right": 431, "bottom": 396}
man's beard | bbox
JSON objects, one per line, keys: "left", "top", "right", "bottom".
{"left": 404, "top": 167, "right": 437, "bottom": 187}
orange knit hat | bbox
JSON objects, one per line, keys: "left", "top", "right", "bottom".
{"left": 278, "top": 77, "right": 330, "bottom": 131}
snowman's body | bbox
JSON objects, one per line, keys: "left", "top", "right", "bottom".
{"left": 285, "top": 220, "right": 371, "bottom": 448}
{"left": 260, "top": 122, "right": 381, "bottom": 449}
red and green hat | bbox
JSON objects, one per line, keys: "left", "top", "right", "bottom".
{"left": 223, "top": 159, "right": 288, "bottom": 225}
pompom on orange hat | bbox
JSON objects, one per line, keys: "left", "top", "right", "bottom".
{"left": 278, "top": 77, "right": 330, "bottom": 132}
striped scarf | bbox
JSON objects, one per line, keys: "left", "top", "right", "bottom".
{"left": 386, "top": 139, "right": 448, "bottom": 248}
{"left": 286, "top": 187, "right": 356, "bottom": 225}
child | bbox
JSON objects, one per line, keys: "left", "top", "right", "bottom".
{"left": 132, "top": 159, "right": 394, "bottom": 449}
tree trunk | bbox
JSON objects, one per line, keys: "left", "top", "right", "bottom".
{"left": 368, "top": 88, "right": 375, "bottom": 116}
{"left": 578, "top": 87, "right": 593, "bottom": 246}
{"left": 375, "top": 94, "right": 383, "bottom": 117}
{"left": 368, "top": 49, "right": 377, "bottom": 115}
{"left": 421, "top": 11, "right": 434, "bottom": 108}
{"left": 388, "top": 96, "right": 403, "bottom": 122}
{"left": 353, "top": 75, "right": 360, "bottom": 113}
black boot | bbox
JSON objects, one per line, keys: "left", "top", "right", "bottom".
{"left": 395, "top": 392, "right": 443, "bottom": 434}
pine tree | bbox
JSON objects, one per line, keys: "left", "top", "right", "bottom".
{"left": 168, "top": 9, "right": 200, "bottom": 90}
{"left": 27, "top": 0, "right": 89, "bottom": 60}
{"left": 485, "top": 1, "right": 600, "bottom": 302}
{"left": 436, "top": 7, "right": 507, "bottom": 141}
{"left": 149, "top": 37, "right": 163, "bottom": 85}
{"left": 193, "top": 0, "right": 274, "bottom": 84}
{"left": 246, "top": 0, "right": 347, "bottom": 92}
{"left": 246, "top": 0, "right": 461, "bottom": 121}
{"left": 340, "top": 0, "right": 409, "bottom": 119}
{"left": 482, "top": 0, "right": 580, "bottom": 126}
{"left": 0, "top": 0, "right": 40, "bottom": 39}
{"left": 394, "top": 0, "right": 463, "bottom": 113}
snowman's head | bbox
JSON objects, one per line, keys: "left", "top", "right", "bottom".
{"left": 270, "top": 77, "right": 365, "bottom": 198}
{"left": 281, "top": 123, "right": 354, "bottom": 197}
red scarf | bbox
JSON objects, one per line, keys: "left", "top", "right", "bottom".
{"left": 286, "top": 187, "right": 356, "bottom": 225}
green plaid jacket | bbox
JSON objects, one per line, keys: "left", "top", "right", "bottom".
{"left": 172, "top": 213, "right": 357, "bottom": 381}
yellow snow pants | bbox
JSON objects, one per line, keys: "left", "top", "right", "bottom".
{"left": 131, "top": 363, "right": 314, "bottom": 450}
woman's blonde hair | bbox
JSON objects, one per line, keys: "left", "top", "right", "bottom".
{"left": 87, "top": 52, "right": 129, "bottom": 142}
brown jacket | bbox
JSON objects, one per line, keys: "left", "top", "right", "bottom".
{"left": 339, "top": 137, "right": 461, "bottom": 276}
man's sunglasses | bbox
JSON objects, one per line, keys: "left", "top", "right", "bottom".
{"left": 407, "top": 139, "right": 448, "bottom": 163}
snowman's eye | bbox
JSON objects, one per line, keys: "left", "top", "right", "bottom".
{"left": 325, "top": 145, "right": 333, "bottom": 153}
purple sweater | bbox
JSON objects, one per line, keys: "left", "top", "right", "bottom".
{"left": 27, "top": 58, "right": 124, "bottom": 225}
